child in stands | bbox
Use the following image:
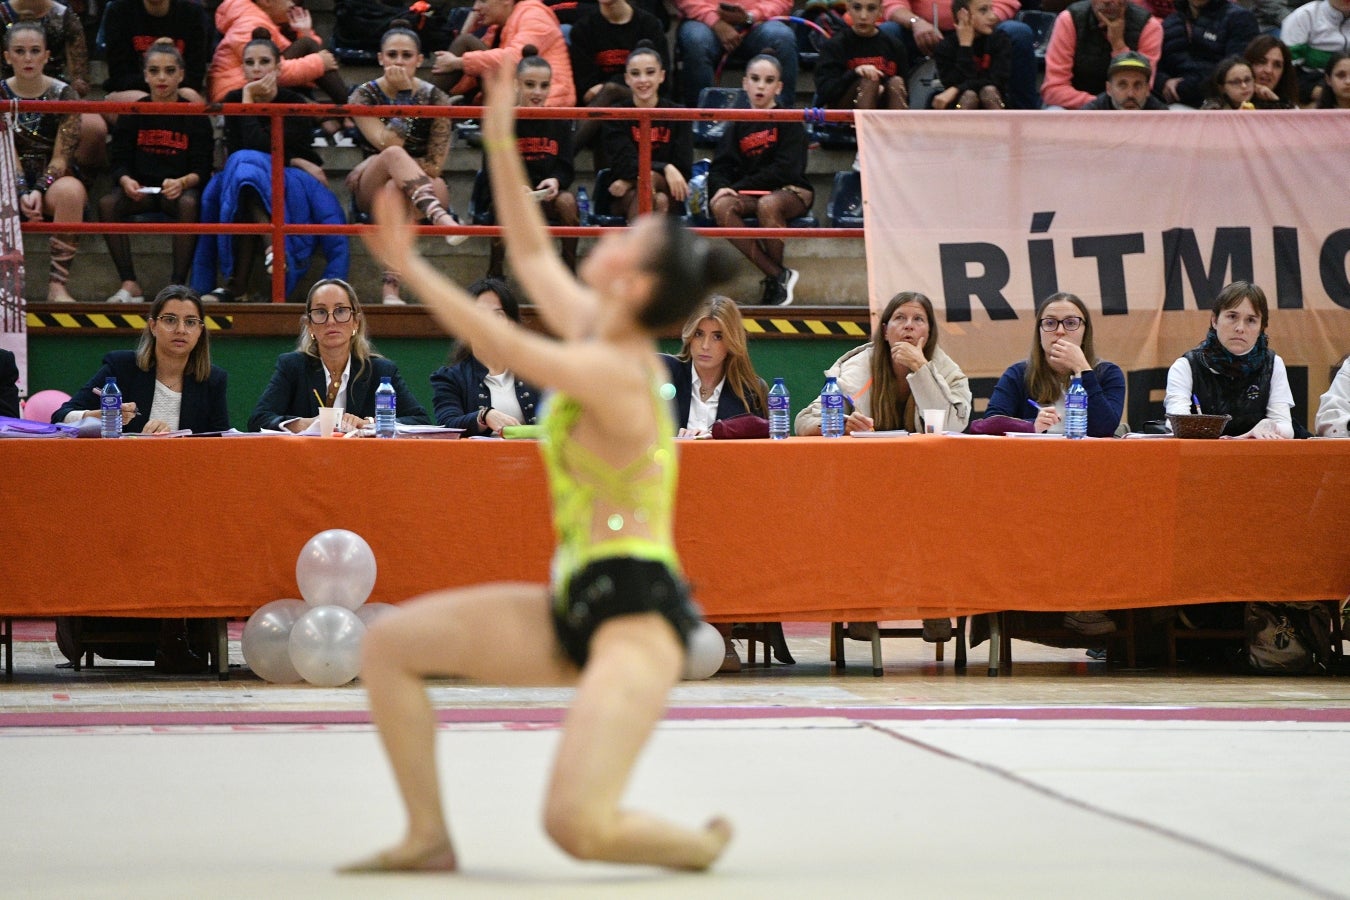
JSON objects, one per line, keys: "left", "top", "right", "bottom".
{"left": 931, "top": 0, "right": 1010, "bottom": 109}
{"left": 815, "top": 0, "right": 910, "bottom": 112}
{"left": 599, "top": 41, "right": 692, "bottom": 221}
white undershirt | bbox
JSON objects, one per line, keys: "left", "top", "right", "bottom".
{"left": 1164, "top": 354, "right": 1294, "bottom": 426}
{"left": 147, "top": 380, "right": 183, "bottom": 431}
{"left": 485, "top": 370, "right": 524, "bottom": 423}
{"left": 687, "top": 370, "right": 724, "bottom": 434}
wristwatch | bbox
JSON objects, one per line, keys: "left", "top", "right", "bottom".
{"left": 908, "top": 13, "right": 920, "bottom": 27}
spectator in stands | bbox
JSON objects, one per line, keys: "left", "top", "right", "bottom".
{"left": 349, "top": 23, "right": 465, "bottom": 305}
{"left": 1314, "top": 355, "right": 1350, "bottom": 437}
{"left": 599, "top": 41, "right": 693, "bottom": 221}
{"left": 101, "top": 0, "right": 208, "bottom": 98}
{"left": 985, "top": 291, "right": 1125, "bottom": 437}
{"left": 0, "top": 0, "right": 107, "bottom": 169}
{"left": 881, "top": 0, "right": 1041, "bottom": 108}
{"left": 52, "top": 285, "right": 230, "bottom": 433}
{"left": 2, "top": 22, "right": 85, "bottom": 303}
{"left": 99, "top": 40, "right": 213, "bottom": 304}
{"left": 475, "top": 48, "right": 579, "bottom": 276}
{"left": 0, "top": 348, "right": 17, "bottom": 418}
{"left": 1164, "top": 280, "right": 1298, "bottom": 438}
{"left": 1314, "top": 50, "right": 1350, "bottom": 106}
{"left": 1243, "top": 33, "right": 1299, "bottom": 106}
{"left": 193, "top": 29, "right": 348, "bottom": 303}
{"left": 663, "top": 294, "right": 767, "bottom": 436}
{"left": 931, "top": 0, "right": 1010, "bottom": 108}
{"left": 249, "top": 278, "right": 430, "bottom": 433}
{"left": 1200, "top": 53, "right": 1257, "bottom": 105}
{"left": 1040, "top": 0, "right": 1162, "bottom": 109}
{"left": 207, "top": 0, "right": 347, "bottom": 128}
{"left": 795, "top": 291, "right": 969, "bottom": 642}
{"left": 1083, "top": 49, "right": 1170, "bottom": 106}
{"left": 1281, "top": 0, "right": 1350, "bottom": 104}
{"left": 814, "top": 0, "right": 911, "bottom": 111}
{"left": 673, "top": 0, "right": 800, "bottom": 108}
{"left": 707, "top": 52, "right": 811, "bottom": 306}
{"left": 569, "top": 0, "right": 668, "bottom": 152}
{"left": 430, "top": 0, "right": 575, "bottom": 106}
{"left": 1155, "top": 0, "right": 1258, "bottom": 107}
{"left": 429, "top": 278, "right": 541, "bottom": 435}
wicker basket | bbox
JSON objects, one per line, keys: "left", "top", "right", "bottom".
{"left": 1167, "top": 413, "right": 1231, "bottom": 439}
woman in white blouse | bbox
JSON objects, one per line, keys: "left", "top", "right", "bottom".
{"left": 661, "top": 295, "right": 767, "bottom": 438}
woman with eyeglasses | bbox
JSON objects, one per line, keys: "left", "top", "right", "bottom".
{"left": 248, "top": 278, "right": 430, "bottom": 433}
{"left": 52, "top": 284, "right": 230, "bottom": 433}
{"left": 1200, "top": 55, "right": 1256, "bottom": 109}
{"left": 985, "top": 292, "right": 1125, "bottom": 437}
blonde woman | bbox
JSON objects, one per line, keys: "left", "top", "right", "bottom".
{"left": 661, "top": 295, "right": 767, "bottom": 438}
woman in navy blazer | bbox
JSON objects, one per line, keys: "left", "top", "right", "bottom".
{"left": 661, "top": 295, "right": 767, "bottom": 436}
{"left": 429, "top": 278, "right": 540, "bottom": 435}
{"left": 53, "top": 285, "right": 230, "bottom": 433}
{"left": 249, "top": 278, "right": 429, "bottom": 433}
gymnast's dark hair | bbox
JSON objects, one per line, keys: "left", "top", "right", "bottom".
{"left": 626, "top": 38, "right": 664, "bottom": 68}
{"left": 639, "top": 218, "right": 739, "bottom": 330}
{"left": 747, "top": 47, "right": 782, "bottom": 75}
{"left": 245, "top": 27, "right": 280, "bottom": 60}
{"left": 517, "top": 44, "right": 549, "bottom": 75}
{"left": 382, "top": 19, "right": 422, "bottom": 52}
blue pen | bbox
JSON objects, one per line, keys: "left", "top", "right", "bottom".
{"left": 1027, "top": 399, "right": 1041, "bottom": 411}
{"left": 1191, "top": 394, "right": 1202, "bottom": 415}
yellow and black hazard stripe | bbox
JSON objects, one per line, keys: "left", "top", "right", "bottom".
{"left": 742, "top": 316, "right": 869, "bottom": 338}
{"left": 27, "top": 311, "right": 233, "bottom": 331}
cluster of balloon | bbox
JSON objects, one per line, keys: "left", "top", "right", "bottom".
{"left": 241, "top": 529, "right": 397, "bottom": 686}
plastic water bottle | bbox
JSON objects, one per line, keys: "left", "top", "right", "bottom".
{"left": 688, "top": 158, "right": 710, "bottom": 219}
{"left": 100, "top": 376, "right": 122, "bottom": 439}
{"left": 820, "top": 376, "right": 845, "bottom": 438}
{"left": 1065, "top": 374, "right": 1088, "bottom": 439}
{"left": 768, "top": 377, "right": 790, "bottom": 440}
{"left": 374, "top": 376, "right": 397, "bottom": 438}
{"left": 576, "top": 186, "right": 590, "bottom": 226}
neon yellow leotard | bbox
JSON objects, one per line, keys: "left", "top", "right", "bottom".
{"left": 538, "top": 374, "right": 680, "bottom": 603}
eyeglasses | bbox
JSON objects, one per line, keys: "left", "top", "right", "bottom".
{"left": 1039, "top": 316, "right": 1084, "bottom": 333}
{"left": 306, "top": 306, "right": 355, "bottom": 324}
{"left": 1225, "top": 76, "right": 1254, "bottom": 87}
{"left": 154, "top": 313, "right": 204, "bottom": 331}
{"left": 886, "top": 315, "right": 928, "bottom": 328}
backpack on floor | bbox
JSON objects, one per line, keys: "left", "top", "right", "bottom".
{"left": 1244, "top": 602, "right": 1336, "bottom": 675}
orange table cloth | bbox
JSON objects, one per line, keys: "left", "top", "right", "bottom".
{"left": 2, "top": 436, "right": 1348, "bottom": 620}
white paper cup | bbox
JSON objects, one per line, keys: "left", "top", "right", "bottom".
{"left": 317, "top": 406, "right": 343, "bottom": 436}
{"left": 923, "top": 408, "right": 946, "bottom": 434}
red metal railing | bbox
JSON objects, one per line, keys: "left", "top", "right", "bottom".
{"left": 15, "top": 99, "right": 863, "bottom": 302}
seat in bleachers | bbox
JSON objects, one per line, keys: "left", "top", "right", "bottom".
{"left": 693, "top": 87, "right": 747, "bottom": 147}
{"left": 827, "top": 170, "right": 863, "bottom": 227}
{"left": 589, "top": 169, "right": 629, "bottom": 227}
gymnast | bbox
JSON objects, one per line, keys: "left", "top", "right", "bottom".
{"left": 345, "top": 60, "right": 738, "bottom": 874}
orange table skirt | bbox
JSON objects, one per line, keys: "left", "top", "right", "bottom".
{"left": 3, "top": 436, "right": 1348, "bottom": 620}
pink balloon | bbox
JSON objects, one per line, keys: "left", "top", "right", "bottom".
{"left": 22, "top": 389, "right": 71, "bottom": 424}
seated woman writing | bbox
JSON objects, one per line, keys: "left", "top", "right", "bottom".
{"left": 248, "top": 278, "right": 429, "bottom": 433}
{"left": 1163, "top": 280, "right": 1298, "bottom": 439}
{"left": 429, "top": 277, "right": 541, "bottom": 435}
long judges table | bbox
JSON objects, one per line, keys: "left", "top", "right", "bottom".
{"left": 3, "top": 437, "right": 1349, "bottom": 623}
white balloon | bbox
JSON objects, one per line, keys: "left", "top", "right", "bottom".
{"left": 241, "top": 599, "right": 308, "bottom": 683}
{"left": 296, "top": 529, "right": 377, "bottom": 610}
{"left": 682, "top": 622, "right": 725, "bottom": 680}
{"left": 289, "top": 605, "right": 366, "bottom": 687}
{"left": 355, "top": 602, "right": 398, "bottom": 628}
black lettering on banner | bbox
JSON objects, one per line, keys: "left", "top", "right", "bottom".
{"left": 1027, "top": 211, "right": 1058, "bottom": 304}
{"left": 1319, "top": 228, "right": 1350, "bottom": 309}
{"left": 1162, "top": 227, "right": 1254, "bottom": 310}
{"left": 938, "top": 243, "right": 1016, "bottom": 322}
{"left": 1072, "top": 233, "right": 1145, "bottom": 316}
{"left": 1273, "top": 226, "right": 1303, "bottom": 309}
{"left": 1126, "top": 367, "right": 1169, "bottom": 432}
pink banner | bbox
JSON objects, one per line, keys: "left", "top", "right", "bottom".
{"left": 856, "top": 110, "right": 1350, "bottom": 426}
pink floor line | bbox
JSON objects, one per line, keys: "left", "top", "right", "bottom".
{"left": 2, "top": 705, "right": 1349, "bottom": 729}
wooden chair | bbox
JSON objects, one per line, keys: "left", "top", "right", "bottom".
{"left": 831, "top": 618, "right": 968, "bottom": 676}
{"left": 980, "top": 609, "right": 1139, "bottom": 675}
{"left": 730, "top": 622, "right": 796, "bottom": 668}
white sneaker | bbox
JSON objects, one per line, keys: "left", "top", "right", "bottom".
{"left": 777, "top": 267, "right": 799, "bottom": 306}
{"left": 442, "top": 211, "right": 469, "bottom": 247}
{"left": 106, "top": 288, "right": 144, "bottom": 303}
{"left": 852, "top": 153, "right": 861, "bottom": 172}
{"left": 381, "top": 294, "right": 408, "bottom": 306}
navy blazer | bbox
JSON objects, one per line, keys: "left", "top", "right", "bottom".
{"left": 661, "top": 354, "right": 765, "bottom": 432}
{"left": 248, "top": 351, "right": 429, "bottom": 431}
{"left": 52, "top": 350, "right": 230, "bottom": 432}
{"left": 429, "top": 355, "right": 540, "bottom": 435}
{"left": 0, "top": 348, "right": 18, "bottom": 419}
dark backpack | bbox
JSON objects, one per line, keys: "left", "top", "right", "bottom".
{"left": 1244, "top": 602, "right": 1337, "bottom": 675}
{"left": 333, "top": 0, "right": 462, "bottom": 55}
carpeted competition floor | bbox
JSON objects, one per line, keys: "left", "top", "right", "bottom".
{"left": 3, "top": 620, "right": 1349, "bottom": 899}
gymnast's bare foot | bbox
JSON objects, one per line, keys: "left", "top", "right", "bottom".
{"left": 338, "top": 837, "right": 458, "bottom": 874}
{"left": 679, "top": 817, "right": 734, "bottom": 872}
